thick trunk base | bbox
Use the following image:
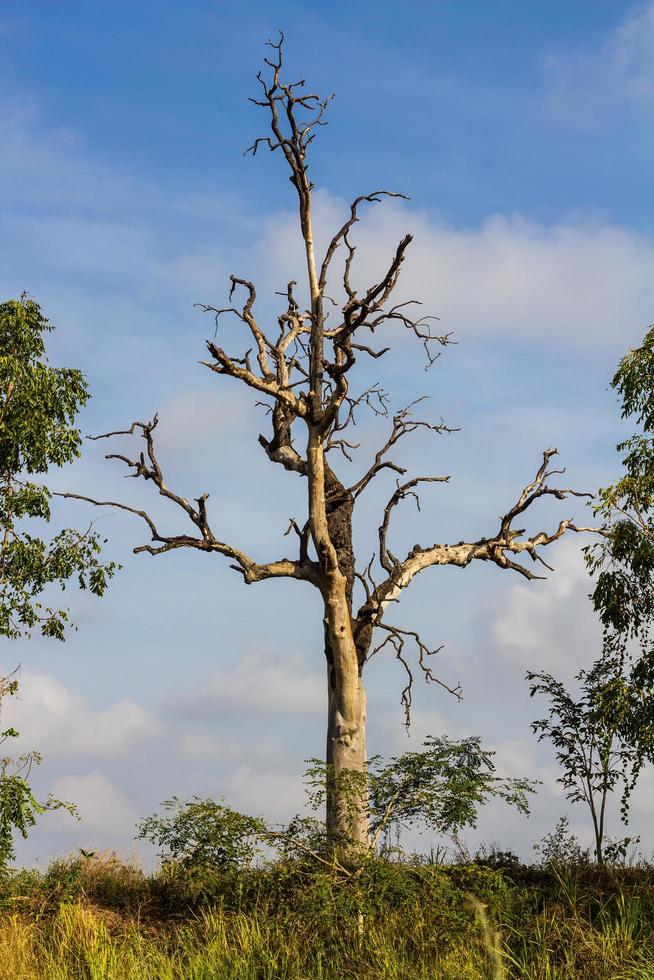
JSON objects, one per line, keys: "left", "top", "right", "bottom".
{"left": 326, "top": 665, "right": 369, "bottom": 860}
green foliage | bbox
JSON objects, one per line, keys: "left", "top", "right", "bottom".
{"left": 2, "top": 853, "right": 654, "bottom": 979}
{"left": 0, "top": 675, "right": 76, "bottom": 873}
{"left": 136, "top": 796, "right": 266, "bottom": 872}
{"left": 0, "top": 295, "right": 88, "bottom": 471}
{"left": 528, "top": 634, "right": 654, "bottom": 863}
{"left": 577, "top": 326, "right": 654, "bottom": 859}
{"left": 612, "top": 325, "right": 654, "bottom": 428}
{"left": 589, "top": 325, "right": 654, "bottom": 636}
{"left": 534, "top": 816, "right": 590, "bottom": 867}
{"left": 0, "top": 294, "right": 118, "bottom": 639}
{"left": 0, "top": 766, "right": 44, "bottom": 870}
{"left": 269, "top": 814, "right": 330, "bottom": 863}
{"left": 369, "top": 736, "right": 535, "bottom": 838}
{"left": 135, "top": 737, "right": 536, "bottom": 889}
{"left": 305, "top": 736, "right": 537, "bottom": 854}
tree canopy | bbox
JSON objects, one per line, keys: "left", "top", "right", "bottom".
{"left": 590, "top": 326, "right": 654, "bottom": 636}
{"left": 0, "top": 295, "right": 117, "bottom": 640}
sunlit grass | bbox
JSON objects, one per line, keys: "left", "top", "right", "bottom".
{"left": 0, "top": 854, "right": 653, "bottom": 978}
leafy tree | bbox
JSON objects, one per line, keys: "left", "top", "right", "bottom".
{"left": 582, "top": 327, "right": 654, "bottom": 819}
{"left": 0, "top": 294, "right": 115, "bottom": 866}
{"left": 0, "top": 294, "right": 117, "bottom": 639}
{"left": 137, "top": 797, "right": 266, "bottom": 872}
{"left": 527, "top": 632, "right": 653, "bottom": 864}
{"left": 64, "top": 37, "right": 596, "bottom": 855}
{"left": 305, "top": 736, "right": 537, "bottom": 858}
{"left": 0, "top": 673, "right": 75, "bottom": 872}
{"left": 588, "top": 326, "right": 654, "bottom": 636}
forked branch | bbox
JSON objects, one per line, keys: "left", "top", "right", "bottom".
{"left": 347, "top": 399, "right": 457, "bottom": 499}
{"left": 371, "top": 623, "right": 462, "bottom": 729}
{"left": 196, "top": 276, "right": 274, "bottom": 380}
{"left": 58, "top": 417, "right": 319, "bottom": 586}
{"left": 354, "top": 448, "right": 604, "bottom": 653}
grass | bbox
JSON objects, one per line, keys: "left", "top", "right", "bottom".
{"left": 0, "top": 852, "right": 653, "bottom": 978}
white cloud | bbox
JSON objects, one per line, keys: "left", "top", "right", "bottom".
{"left": 4, "top": 71, "right": 652, "bottom": 383}
{"left": 630, "top": 766, "right": 654, "bottom": 824}
{"left": 492, "top": 739, "right": 539, "bottom": 781}
{"left": 154, "top": 386, "right": 254, "bottom": 456}
{"left": 2, "top": 670, "right": 161, "bottom": 759}
{"left": 49, "top": 771, "right": 139, "bottom": 836}
{"left": 489, "top": 538, "right": 603, "bottom": 677}
{"left": 166, "top": 645, "right": 324, "bottom": 720}
{"left": 252, "top": 190, "right": 654, "bottom": 351}
{"left": 541, "top": 1, "right": 654, "bottom": 124}
{"left": 612, "top": 2, "right": 654, "bottom": 103}
{"left": 174, "top": 729, "right": 287, "bottom": 765}
{"left": 225, "top": 765, "right": 308, "bottom": 820}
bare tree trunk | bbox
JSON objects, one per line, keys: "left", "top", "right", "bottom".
{"left": 325, "top": 618, "right": 369, "bottom": 854}
{"left": 322, "top": 457, "right": 369, "bottom": 853}
{"left": 305, "top": 417, "right": 369, "bottom": 855}
{"left": 321, "top": 528, "right": 369, "bottom": 854}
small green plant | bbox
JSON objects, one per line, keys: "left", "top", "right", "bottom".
{"left": 534, "top": 816, "right": 589, "bottom": 867}
{"left": 528, "top": 633, "right": 652, "bottom": 865}
{"left": 0, "top": 674, "right": 76, "bottom": 874}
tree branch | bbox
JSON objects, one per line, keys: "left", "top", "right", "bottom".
{"left": 347, "top": 399, "right": 457, "bottom": 499}
{"left": 318, "top": 191, "right": 409, "bottom": 293}
{"left": 201, "top": 340, "right": 307, "bottom": 417}
{"left": 378, "top": 475, "right": 451, "bottom": 573}
{"left": 57, "top": 417, "right": 319, "bottom": 585}
{"left": 370, "top": 623, "right": 462, "bottom": 729}
{"left": 196, "top": 276, "right": 274, "bottom": 380}
{"left": 354, "top": 449, "right": 605, "bottom": 656}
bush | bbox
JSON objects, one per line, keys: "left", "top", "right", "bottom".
{"left": 137, "top": 797, "right": 266, "bottom": 873}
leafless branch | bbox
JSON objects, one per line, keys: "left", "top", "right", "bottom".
{"left": 354, "top": 554, "right": 378, "bottom": 606}
{"left": 353, "top": 448, "right": 604, "bottom": 659}
{"left": 319, "top": 191, "right": 409, "bottom": 292}
{"left": 196, "top": 276, "right": 274, "bottom": 379}
{"left": 325, "top": 437, "right": 361, "bottom": 463}
{"left": 350, "top": 342, "right": 390, "bottom": 359}
{"left": 201, "top": 340, "right": 307, "bottom": 417}
{"left": 246, "top": 32, "right": 334, "bottom": 169}
{"left": 348, "top": 399, "right": 457, "bottom": 499}
{"left": 284, "top": 515, "right": 311, "bottom": 563}
{"left": 370, "top": 623, "right": 461, "bottom": 729}
{"left": 378, "top": 475, "right": 451, "bottom": 573}
{"left": 58, "top": 418, "right": 319, "bottom": 585}
{"left": 335, "top": 385, "right": 391, "bottom": 433}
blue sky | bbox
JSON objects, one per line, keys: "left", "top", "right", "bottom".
{"left": 2, "top": 1, "right": 654, "bottom": 863}
{"left": 4, "top": 0, "right": 653, "bottom": 228}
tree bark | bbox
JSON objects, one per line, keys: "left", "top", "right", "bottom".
{"left": 307, "top": 426, "right": 370, "bottom": 854}
{"left": 325, "top": 615, "right": 369, "bottom": 854}
{"left": 320, "top": 490, "right": 369, "bottom": 854}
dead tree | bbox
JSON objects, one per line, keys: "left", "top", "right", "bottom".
{"left": 62, "top": 36, "right": 599, "bottom": 853}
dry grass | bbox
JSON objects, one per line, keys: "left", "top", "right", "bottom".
{"left": 0, "top": 854, "right": 653, "bottom": 978}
